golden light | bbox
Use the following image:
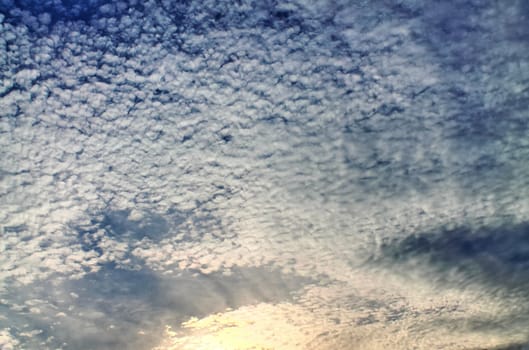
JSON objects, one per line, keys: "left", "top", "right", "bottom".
{"left": 153, "top": 303, "right": 316, "bottom": 350}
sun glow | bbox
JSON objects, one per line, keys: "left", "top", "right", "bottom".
{"left": 153, "top": 303, "right": 315, "bottom": 350}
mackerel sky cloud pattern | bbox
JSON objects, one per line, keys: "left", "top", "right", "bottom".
{"left": 1, "top": 0, "right": 529, "bottom": 349}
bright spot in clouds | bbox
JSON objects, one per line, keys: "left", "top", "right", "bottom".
{"left": 155, "top": 304, "right": 313, "bottom": 350}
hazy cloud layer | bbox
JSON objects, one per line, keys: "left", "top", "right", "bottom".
{"left": 1, "top": 0, "right": 529, "bottom": 348}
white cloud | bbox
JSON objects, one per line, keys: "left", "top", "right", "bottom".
{"left": 0, "top": 329, "right": 19, "bottom": 350}
{"left": 0, "top": 0, "right": 528, "bottom": 348}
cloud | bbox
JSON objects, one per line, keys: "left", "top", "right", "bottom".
{"left": 374, "top": 222, "right": 529, "bottom": 291}
{"left": 0, "top": 329, "right": 19, "bottom": 350}
{"left": 1, "top": 264, "right": 311, "bottom": 349}
{"left": 1, "top": 0, "right": 529, "bottom": 348}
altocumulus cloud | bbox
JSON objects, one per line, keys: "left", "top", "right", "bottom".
{"left": 1, "top": 0, "right": 529, "bottom": 349}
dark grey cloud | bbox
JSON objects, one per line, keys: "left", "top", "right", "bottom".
{"left": 375, "top": 222, "right": 529, "bottom": 289}
{"left": 2, "top": 264, "right": 311, "bottom": 349}
{"left": 371, "top": 222, "right": 529, "bottom": 328}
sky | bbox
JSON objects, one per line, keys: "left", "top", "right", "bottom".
{"left": 1, "top": 0, "right": 529, "bottom": 349}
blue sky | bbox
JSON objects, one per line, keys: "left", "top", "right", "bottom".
{"left": 1, "top": 0, "right": 529, "bottom": 349}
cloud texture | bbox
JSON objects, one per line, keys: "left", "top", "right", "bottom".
{"left": 1, "top": 0, "right": 529, "bottom": 348}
